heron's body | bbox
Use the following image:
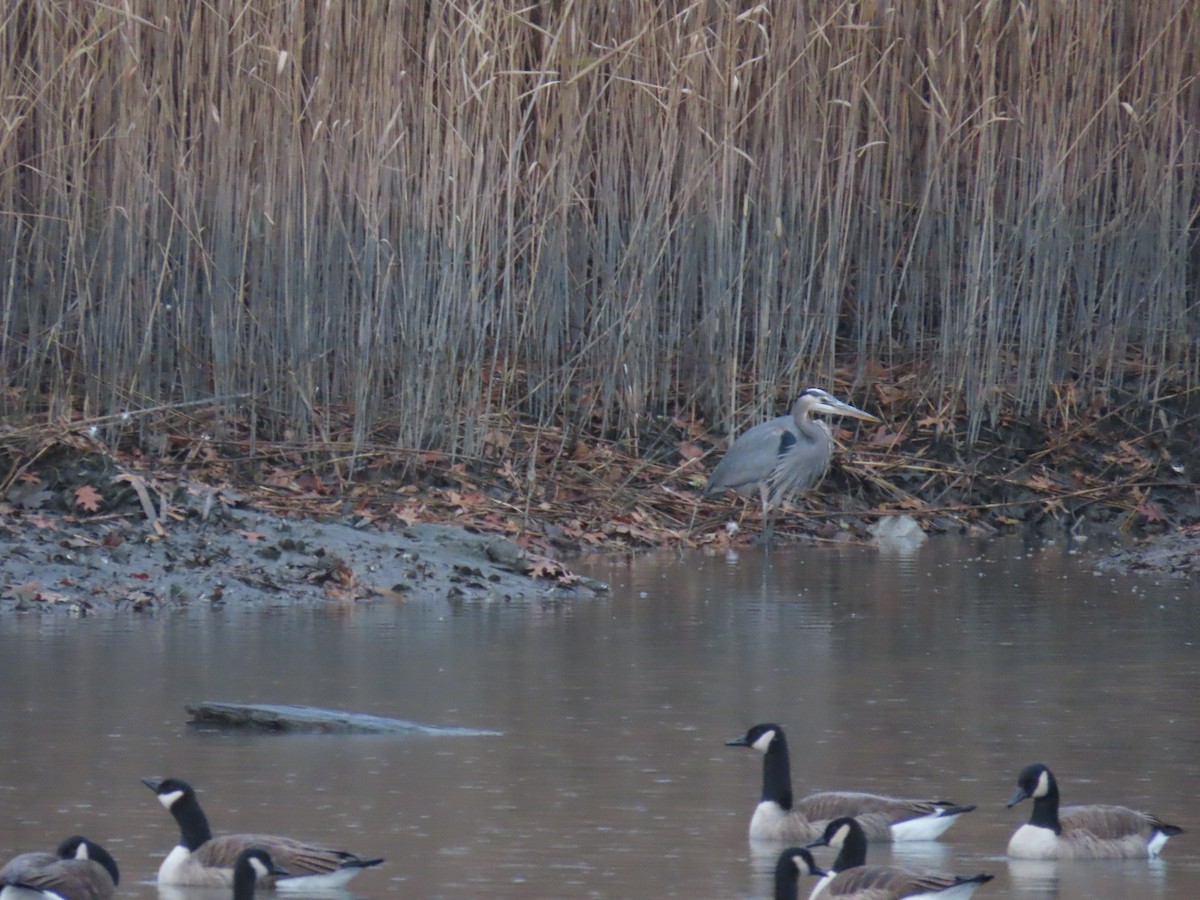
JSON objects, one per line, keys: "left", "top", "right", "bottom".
{"left": 705, "top": 411, "right": 832, "bottom": 500}
{"left": 803, "top": 818, "right": 993, "bottom": 899}
{"left": 1006, "top": 763, "right": 1182, "bottom": 859}
{"left": 143, "top": 777, "right": 382, "bottom": 889}
{"left": 704, "top": 389, "right": 879, "bottom": 541}
{"left": 0, "top": 837, "right": 118, "bottom": 900}
{"left": 727, "top": 724, "right": 974, "bottom": 843}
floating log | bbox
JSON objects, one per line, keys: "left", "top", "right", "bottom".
{"left": 187, "top": 701, "right": 500, "bottom": 736}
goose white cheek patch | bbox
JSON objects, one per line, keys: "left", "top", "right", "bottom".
{"left": 158, "top": 789, "right": 185, "bottom": 809}
{"left": 1033, "top": 770, "right": 1050, "bottom": 798}
{"left": 752, "top": 729, "right": 776, "bottom": 753}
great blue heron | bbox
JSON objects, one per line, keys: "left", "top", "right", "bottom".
{"left": 703, "top": 387, "right": 880, "bottom": 541}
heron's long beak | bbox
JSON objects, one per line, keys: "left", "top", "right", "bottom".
{"left": 812, "top": 397, "right": 881, "bottom": 423}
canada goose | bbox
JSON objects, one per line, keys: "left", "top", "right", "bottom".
{"left": 232, "top": 849, "right": 288, "bottom": 900}
{"left": 142, "top": 776, "right": 383, "bottom": 889}
{"left": 0, "top": 836, "right": 119, "bottom": 900}
{"left": 1006, "top": 762, "right": 1183, "bottom": 859}
{"left": 804, "top": 817, "right": 994, "bottom": 899}
{"left": 773, "top": 847, "right": 825, "bottom": 900}
{"left": 726, "top": 724, "right": 975, "bottom": 842}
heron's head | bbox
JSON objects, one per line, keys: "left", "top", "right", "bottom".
{"left": 795, "top": 388, "right": 880, "bottom": 423}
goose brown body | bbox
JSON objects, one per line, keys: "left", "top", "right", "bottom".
{"left": 0, "top": 837, "right": 118, "bottom": 900}
{"left": 1006, "top": 764, "right": 1182, "bottom": 859}
{"left": 143, "top": 777, "right": 382, "bottom": 888}
{"left": 804, "top": 818, "right": 993, "bottom": 899}
{"left": 727, "top": 724, "right": 974, "bottom": 843}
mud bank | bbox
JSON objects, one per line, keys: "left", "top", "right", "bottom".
{"left": 2, "top": 499, "right": 1195, "bottom": 619}
{"left": 0, "top": 510, "right": 606, "bottom": 616}
{"left": 1092, "top": 531, "right": 1200, "bottom": 579}
{"left": 3, "top": 377, "right": 1199, "bottom": 614}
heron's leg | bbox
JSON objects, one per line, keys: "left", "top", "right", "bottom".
{"left": 759, "top": 483, "right": 774, "bottom": 545}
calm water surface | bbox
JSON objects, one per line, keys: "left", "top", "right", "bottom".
{"left": 1, "top": 536, "right": 1197, "bottom": 898}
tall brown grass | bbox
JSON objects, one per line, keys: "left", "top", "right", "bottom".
{"left": 1, "top": 1, "right": 1196, "bottom": 460}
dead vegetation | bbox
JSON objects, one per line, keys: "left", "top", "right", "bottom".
{"left": 2, "top": 360, "right": 1197, "bottom": 555}
{"left": 1, "top": 2, "right": 1198, "bottom": 549}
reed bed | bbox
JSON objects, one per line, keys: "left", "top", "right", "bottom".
{"left": 1, "top": 0, "right": 1196, "bottom": 465}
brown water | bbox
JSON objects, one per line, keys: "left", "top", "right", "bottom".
{"left": 1, "top": 536, "right": 1197, "bottom": 898}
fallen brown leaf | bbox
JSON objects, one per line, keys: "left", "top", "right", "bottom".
{"left": 12, "top": 483, "right": 53, "bottom": 509}
{"left": 526, "top": 557, "right": 580, "bottom": 585}
{"left": 5, "top": 580, "right": 42, "bottom": 603}
{"left": 868, "top": 431, "right": 905, "bottom": 449}
{"left": 74, "top": 484, "right": 103, "bottom": 512}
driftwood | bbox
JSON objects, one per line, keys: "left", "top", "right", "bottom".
{"left": 187, "top": 701, "right": 500, "bottom": 736}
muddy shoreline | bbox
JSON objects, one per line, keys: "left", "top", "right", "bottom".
{"left": 1, "top": 490, "right": 1195, "bottom": 617}
{"left": 0, "top": 508, "right": 608, "bottom": 616}
{"left": 3, "top": 384, "right": 1199, "bottom": 614}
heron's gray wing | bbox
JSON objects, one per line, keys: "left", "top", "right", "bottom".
{"left": 704, "top": 416, "right": 794, "bottom": 496}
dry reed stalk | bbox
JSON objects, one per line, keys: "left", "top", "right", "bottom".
{"left": 0, "top": 1, "right": 1194, "bottom": 466}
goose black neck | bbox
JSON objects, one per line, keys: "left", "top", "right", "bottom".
{"left": 233, "top": 863, "right": 258, "bottom": 900}
{"left": 773, "top": 853, "right": 798, "bottom": 900}
{"left": 761, "top": 732, "right": 794, "bottom": 811}
{"left": 89, "top": 845, "right": 121, "bottom": 886}
{"left": 172, "top": 793, "right": 215, "bottom": 850}
{"left": 1028, "top": 785, "right": 1062, "bottom": 834}
{"left": 830, "top": 824, "right": 868, "bottom": 872}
